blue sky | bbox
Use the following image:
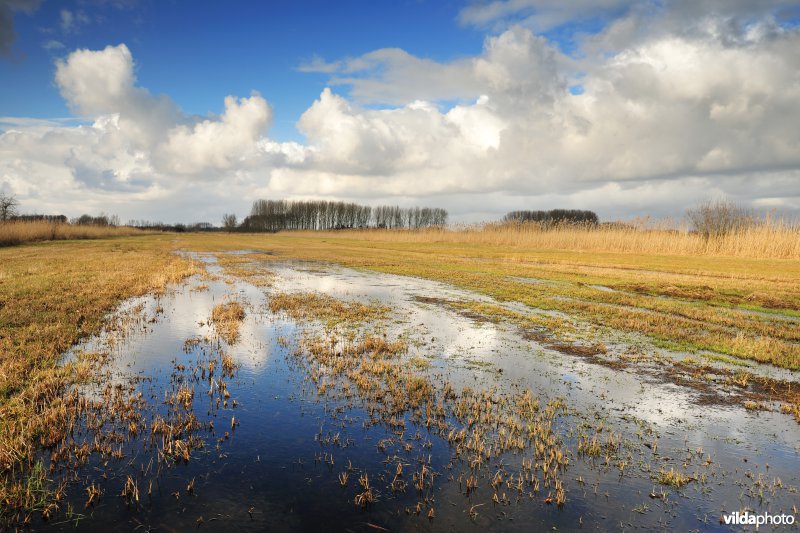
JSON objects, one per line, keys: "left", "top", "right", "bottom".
{"left": 2, "top": 1, "right": 486, "bottom": 141}
{"left": 1, "top": 0, "right": 799, "bottom": 224}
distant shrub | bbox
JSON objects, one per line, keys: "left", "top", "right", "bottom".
{"left": 10, "top": 214, "right": 68, "bottom": 223}
{"left": 0, "top": 192, "right": 19, "bottom": 221}
{"left": 503, "top": 209, "right": 599, "bottom": 226}
{"left": 686, "top": 199, "right": 755, "bottom": 238}
{"left": 72, "top": 213, "right": 120, "bottom": 227}
{"left": 222, "top": 213, "right": 238, "bottom": 232}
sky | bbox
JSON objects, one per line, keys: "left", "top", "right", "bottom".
{"left": 1, "top": 0, "right": 799, "bottom": 225}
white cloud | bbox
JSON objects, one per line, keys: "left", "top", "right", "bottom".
{"left": 59, "top": 9, "right": 73, "bottom": 32}
{"left": 2, "top": 3, "right": 800, "bottom": 224}
{"left": 158, "top": 94, "right": 272, "bottom": 175}
{"left": 59, "top": 8, "right": 90, "bottom": 34}
{"left": 1, "top": 44, "right": 297, "bottom": 222}
{"left": 459, "top": 0, "right": 632, "bottom": 32}
{"left": 286, "top": 21, "right": 800, "bottom": 215}
{"left": 42, "top": 39, "right": 64, "bottom": 50}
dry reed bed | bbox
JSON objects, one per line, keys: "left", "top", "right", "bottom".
{"left": 0, "top": 221, "right": 148, "bottom": 247}
{"left": 293, "top": 221, "right": 800, "bottom": 260}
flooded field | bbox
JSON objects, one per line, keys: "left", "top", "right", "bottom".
{"left": 32, "top": 252, "right": 800, "bottom": 530}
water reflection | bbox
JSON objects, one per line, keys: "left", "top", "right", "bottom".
{"left": 49, "top": 254, "right": 799, "bottom": 531}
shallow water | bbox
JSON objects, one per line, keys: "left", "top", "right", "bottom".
{"left": 44, "top": 253, "right": 799, "bottom": 531}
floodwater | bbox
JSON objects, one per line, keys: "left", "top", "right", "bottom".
{"left": 44, "top": 253, "right": 800, "bottom": 531}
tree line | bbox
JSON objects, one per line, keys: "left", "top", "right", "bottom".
{"left": 503, "top": 209, "right": 599, "bottom": 225}
{"left": 234, "top": 199, "right": 448, "bottom": 232}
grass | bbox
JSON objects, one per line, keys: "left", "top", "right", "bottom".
{"left": 655, "top": 467, "right": 693, "bottom": 488}
{"left": 0, "top": 221, "right": 147, "bottom": 247}
{"left": 269, "top": 292, "right": 389, "bottom": 327}
{"left": 292, "top": 319, "right": 571, "bottom": 513}
{"left": 176, "top": 230, "right": 800, "bottom": 370}
{"left": 214, "top": 252, "right": 275, "bottom": 286}
{"left": 279, "top": 220, "right": 800, "bottom": 260}
{"left": 210, "top": 301, "right": 246, "bottom": 344}
{"left": 1, "top": 224, "right": 799, "bottom": 520}
{"left": 0, "top": 235, "right": 199, "bottom": 521}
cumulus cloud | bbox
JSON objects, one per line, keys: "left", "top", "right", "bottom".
{"left": 55, "top": 44, "right": 182, "bottom": 143}
{"left": 286, "top": 14, "right": 800, "bottom": 217}
{"left": 158, "top": 94, "right": 272, "bottom": 175}
{"left": 2, "top": 3, "right": 800, "bottom": 224}
{"left": 51, "top": 43, "right": 282, "bottom": 176}
{"left": 1, "top": 43, "right": 300, "bottom": 222}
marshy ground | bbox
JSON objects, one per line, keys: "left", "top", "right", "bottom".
{"left": 1, "top": 232, "right": 798, "bottom": 530}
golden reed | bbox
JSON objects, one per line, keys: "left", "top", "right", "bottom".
{"left": 293, "top": 219, "right": 800, "bottom": 260}
{"left": 0, "top": 221, "right": 145, "bottom": 246}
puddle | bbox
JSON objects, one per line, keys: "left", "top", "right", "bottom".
{"left": 587, "top": 284, "right": 615, "bottom": 293}
{"left": 39, "top": 253, "right": 800, "bottom": 531}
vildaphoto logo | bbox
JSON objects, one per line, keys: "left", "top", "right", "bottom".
{"left": 722, "top": 511, "right": 795, "bottom": 528}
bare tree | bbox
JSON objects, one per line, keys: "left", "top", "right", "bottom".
{"left": 222, "top": 213, "right": 238, "bottom": 232}
{"left": 240, "top": 199, "right": 447, "bottom": 232}
{"left": 0, "top": 192, "right": 19, "bottom": 221}
{"left": 686, "top": 199, "right": 754, "bottom": 238}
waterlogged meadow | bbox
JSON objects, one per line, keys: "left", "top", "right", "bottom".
{"left": 2, "top": 241, "right": 797, "bottom": 531}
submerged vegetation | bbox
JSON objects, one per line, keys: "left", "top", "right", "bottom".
{"left": 272, "top": 291, "right": 574, "bottom": 517}
{"left": 210, "top": 301, "right": 246, "bottom": 344}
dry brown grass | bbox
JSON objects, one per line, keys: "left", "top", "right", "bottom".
{"left": 214, "top": 253, "right": 275, "bottom": 286}
{"left": 656, "top": 467, "right": 693, "bottom": 488}
{"left": 177, "top": 231, "right": 800, "bottom": 369}
{"left": 0, "top": 221, "right": 147, "bottom": 247}
{"left": 0, "top": 235, "right": 199, "bottom": 521}
{"left": 288, "top": 220, "right": 800, "bottom": 260}
{"left": 210, "top": 301, "right": 246, "bottom": 344}
{"left": 269, "top": 292, "right": 388, "bottom": 327}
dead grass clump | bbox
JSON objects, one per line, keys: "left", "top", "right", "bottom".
{"left": 780, "top": 403, "right": 800, "bottom": 423}
{"left": 214, "top": 253, "right": 275, "bottom": 287}
{"left": 269, "top": 292, "right": 388, "bottom": 326}
{"left": 656, "top": 467, "right": 693, "bottom": 488}
{"left": 210, "top": 301, "right": 246, "bottom": 344}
